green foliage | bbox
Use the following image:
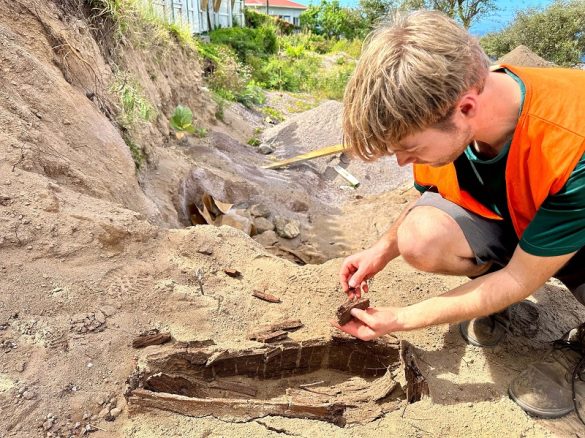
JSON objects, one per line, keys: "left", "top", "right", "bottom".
{"left": 209, "top": 26, "right": 278, "bottom": 61}
{"left": 110, "top": 72, "right": 155, "bottom": 129}
{"left": 236, "top": 80, "right": 266, "bottom": 108}
{"left": 122, "top": 133, "right": 146, "bottom": 171}
{"left": 480, "top": 0, "right": 585, "bottom": 66}
{"left": 245, "top": 8, "right": 272, "bottom": 28}
{"left": 170, "top": 105, "right": 196, "bottom": 134}
{"left": 247, "top": 127, "right": 263, "bottom": 146}
{"left": 300, "top": 0, "right": 368, "bottom": 39}
{"left": 261, "top": 106, "right": 285, "bottom": 123}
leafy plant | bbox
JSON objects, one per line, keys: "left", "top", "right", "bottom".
{"left": 170, "top": 105, "right": 196, "bottom": 138}
{"left": 110, "top": 72, "right": 155, "bottom": 129}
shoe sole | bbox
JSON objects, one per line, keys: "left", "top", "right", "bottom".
{"left": 508, "top": 386, "right": 574, "bottom": 418}
{"left": 459, "top": 320, "right": 505, "bottom": 347}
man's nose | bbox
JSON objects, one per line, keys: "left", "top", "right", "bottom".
{"left": 395, "top": 153, "right": 412, "bottom": 167}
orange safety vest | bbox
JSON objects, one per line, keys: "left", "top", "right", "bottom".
{"left": 413, "top": 65, "right": 585, "bottom": 238}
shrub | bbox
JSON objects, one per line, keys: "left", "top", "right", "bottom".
{"left": 209, "top": 26, "right": 278, "bottom": 61}
{"left": 480, "top": 0, "right": 585, "bottom": 66}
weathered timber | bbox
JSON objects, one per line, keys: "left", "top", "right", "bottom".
{"left": 336, "top": 298, "right": 370, "bottom": 326}
{"left": 253, "top": 330, "right": 289, "bottom": 343}
{"left": 132, "top": 330, "right": 172, "bottom": 349}
{"left": 223, "top": 269, "right": 241, "bottom": 278}
{"left": 208, "top": 380, "right": 258, "bottom": 397}
{"left": 128, "top": 389, "right": 347, "bottom": 426}
{"left": 247, "top": 319, "right": 304, "bottom": 342}
{"left": 252, "top": 290, "right": 282, "bottom": 303}
{"left": 399, "top": 340, "right": 429, "bottom": 403}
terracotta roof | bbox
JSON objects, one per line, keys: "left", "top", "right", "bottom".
{"left": 245, "top": 0, "right": 307, "bottom": 9}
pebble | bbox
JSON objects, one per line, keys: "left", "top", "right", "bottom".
{"left": 98, "top": 408, "right": 109, "bottom": 418}
{"left": 110, "top": 407, "right": 122, "bottom": 418}
{"left": 86, "top": 362, "right": 93, "bottom": 369}
{"left": 22, "top": 390, "right": 35, "bottom": 400}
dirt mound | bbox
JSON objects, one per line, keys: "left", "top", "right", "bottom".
{"left": 497, "top": 45, "right": 554, "bottom": 67}
{"left": 260, "top": 100, "right": 412, "bottom": 198}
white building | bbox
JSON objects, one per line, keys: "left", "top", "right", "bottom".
{"left": 143, "top": 0, "right": 245, "bottom": 34}
{"left": 244, "top": 0, "right": 307, "bottom": 26}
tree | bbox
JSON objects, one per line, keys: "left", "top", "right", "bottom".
{"left": 300, "top": 0, "right": 368, "bottom": 39}
{"left": 359, "top": 0, "right": 496, "bottom": 29}
{"left": 480, "top": 0, "right": 585, "bottom": 66}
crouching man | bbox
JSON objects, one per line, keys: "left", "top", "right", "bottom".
{"left": 337, "top": 10, "right": 585, "bottom": 421}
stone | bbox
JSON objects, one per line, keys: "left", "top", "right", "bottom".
{"left": 253, "top": 230, "right": 279, "bottom": 247}
{"left": 249, "top": 204, "right": 271, "bottom": 218}
{"left": 253, "top": 217, "right": 274, "bottom": 234}
{"left": 290, "top": 200, "right": 309, "bottom": 212}
{"left": 22, "top": 390, "right": 35, "bottom": 400}
{"left": 110, "top": 407, "right": 122, "bottom": 418}
{"left": 274, "top": 217, "right": 300, "bottom": 239}
{"left": 258, "top": 145, "right": 274, "bottom": 155}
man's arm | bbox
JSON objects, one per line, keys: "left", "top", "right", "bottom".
{"left": 337, "top": 246, "right": 576, "bottom": 340}
{"left": 339, "top": 196, "right": 420, "bottom": 297}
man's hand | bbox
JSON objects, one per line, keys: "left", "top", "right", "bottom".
{"left": 332, "top": 306, "right": 403, "bottom": 340}
{"left": 339, "top": 244, "right": 393, "bottom": 299}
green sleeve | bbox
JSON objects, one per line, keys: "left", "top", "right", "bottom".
{"left": 414, "top": 181, "right": 430, "bottom": 193}
{"left": 520, "top": 153, "right": 585, "bottom": 256}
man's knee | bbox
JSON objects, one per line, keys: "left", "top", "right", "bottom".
{"left": 397, "top": 206, "right": 464, "bottom": 272}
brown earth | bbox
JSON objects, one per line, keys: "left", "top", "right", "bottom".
{"left": 0, "top": 3, "right": 584, "bottom": 437}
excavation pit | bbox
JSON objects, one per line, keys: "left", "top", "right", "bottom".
{"left": 126, "top": 336, "right": 429, "bottom": 426}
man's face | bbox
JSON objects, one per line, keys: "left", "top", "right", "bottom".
{"left": 391, "top": 124, "right": 473, "bottom": 168}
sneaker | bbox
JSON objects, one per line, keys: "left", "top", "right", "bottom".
{"left": 508, "top": 324, "right": 585, "bottom": 421}
{"left": 459, "top": 300, "right": 539, "bottom": 347}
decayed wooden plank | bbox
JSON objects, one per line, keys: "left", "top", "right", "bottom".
{"left": 252, "top": 291, "right": 282, "bottom": 303}
{"left": 247, "top": 319, "right": 304, "bottom": 342}
{"left": 128, "top": 389, "right": 347, "bottom": 426}
{"left": 399, "top": 340, "right": 429, "bottom": 403}
{"left": 132, "top": 330, "right": 172, "bottom": 349}
{"left": 336, "top": 298, "right": 370, "bottom": 325}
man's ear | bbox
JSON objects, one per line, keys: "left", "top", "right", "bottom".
{"left": 457, "top": 93, "right": 479, "bottom": 119}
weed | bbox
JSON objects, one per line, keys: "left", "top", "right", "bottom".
{"left": 122, "top": 132, "right": 146, "bottom": 170}
{"left": 170, "top": 105, "right": 207, "bottom": 139}
{"left": 261, "top": 106, "right": 285, "bottom": 123}
{"left": 110, "top": 71, "right": 155, "bottom": 129}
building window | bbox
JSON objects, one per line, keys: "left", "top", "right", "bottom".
{"left": 283, "top": 15, "right": 291, "bottom": 23}
{"left": 293, "top": 16, "right": 299, "bottom": 26}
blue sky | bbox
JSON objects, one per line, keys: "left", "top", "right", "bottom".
{"left": 294, "top": 0, "right": 556, "bottom": 36}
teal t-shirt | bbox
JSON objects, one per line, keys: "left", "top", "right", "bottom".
{"left": 416, "top": 69, "right": 585, "bottom": 257}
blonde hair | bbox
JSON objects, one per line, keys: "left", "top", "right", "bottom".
{"left": 343, "top": 10, "right": 490, "bottom": 161}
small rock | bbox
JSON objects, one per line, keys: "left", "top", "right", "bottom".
{"left": 249, "top": 204, "right": 271, "bottom": 218}
{"left": 253, "top": 217, "right": 274, "bottom": 234}
{"left": 258, "top": 145, "right": 274, "bottom": 155}
{"left": 253, "top": 230, "right": 279, "bottom": 247}
{"left": 290, "top": 200, "right": 309, "bottom": 212}
{"left": 43, "top": 419, "right": 53, "bottom": 431}
{"left": 86, "top": 362, "right": 93, "bottom": 369}
{"left": 98, "top": 408, "right": 109, "bottom": 419}
{"left": 22, "top": 390, "right": 35, "bottom": 400}
{"left": 110, "top": 407, "right": 122, "bottom": 418}
{"left": 274, "top": 217, "right": 300, "bottom": 239}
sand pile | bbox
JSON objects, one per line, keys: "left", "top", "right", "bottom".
{"left": 497, "top": 45, "right": 555, "bottom": 67}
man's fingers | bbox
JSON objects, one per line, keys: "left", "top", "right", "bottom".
{"left": 339, "top": 262, "right": 357, "bottom": 292}
{"left": 350, "top": 308, "right": 376, "bottom": 327}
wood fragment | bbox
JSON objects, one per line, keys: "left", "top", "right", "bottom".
{"left": 253, "top": 330, "right": 289, "bottom": 343}
{"left": 132, "top": 330, "right": 172, "bottom": 349}
{"left": 399, "top": 340, "right": 429, "bottom": 403}
{"left": 252, "top": 290, "right": 281, "bottom": 303}
{"left": 247, "top": 319, "right": 304, "bottom": 342}
{"left": 208, "top": 380, "right": 257, "bottom": 397}
{"left": 336, "top": 298, "right": 370, "bottom": 326}
{"left": 223, "top": 268, "right": 241, "bottom": 278}
{"left": 128, "top": 389, "right": 347, "bottom": 426}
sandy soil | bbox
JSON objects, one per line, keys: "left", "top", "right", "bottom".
{"left": 0, "top": 2, "right": 584, "bottom": 437}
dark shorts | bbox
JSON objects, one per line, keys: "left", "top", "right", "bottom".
{"left": 414, "top": 191, "right": 585, "bottom": 303}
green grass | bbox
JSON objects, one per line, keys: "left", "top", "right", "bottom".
{"left": 110, "top": 71, "right": 156, "bottom": 129}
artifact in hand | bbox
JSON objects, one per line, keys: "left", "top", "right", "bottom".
{"left": 336, "top": 297, "right": 370, "bottom": 325}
